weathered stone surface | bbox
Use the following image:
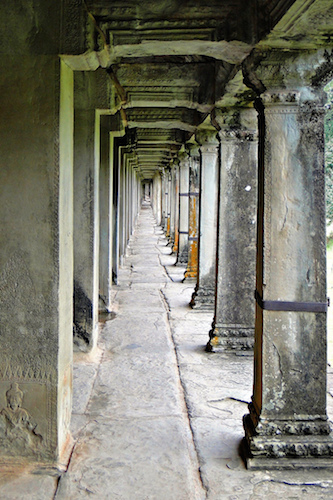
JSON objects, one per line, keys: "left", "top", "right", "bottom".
{"left": 0, "top": 54, "right": 73, "bottom": 465}
{"left": 191, "top": 129, "right": 219, "bottom": 311}
{"left": 207, "top": 107, "right": 258, "bottom": 352}
{"left": 175, "top": 152, "right": 190, "bottom": 267}
{"left": 244, "top": 85, "right": 332, "bottom": 468}
{"left": 184, "top": 144, "right": 200, "bottom": 281}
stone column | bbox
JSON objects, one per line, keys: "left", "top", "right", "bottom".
{"left": 165, "top": 168, "right": 172, "bottom": 238}
{"left": 172, "top": 161, "right": 180, "bottom": 254}
{"left": 161, "top": 170, "right": 167, "bottom": 231}
{"left": 176, "top": 152, "right": 190, "bottom": 266}
{"left": 184, "top": 144, "right": 200, "bottom": 281}
{"left": 118, "top": 146, "right": 128, "bottom": 266}
{"left": 191, "top": 130, "right": 219, "bottom": 310}
{"left": 152, "top": 171, "right": 162, "bottom": 225}
{"left": 168, "top": 161, "right": 177, "bottom": 247}
{"left": 207, "top": 108, "right": 258, "bottom": 351}
{"left": 243, "top": 89, "right": 333, "bottom": 468}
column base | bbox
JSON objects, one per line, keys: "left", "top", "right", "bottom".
{"left": 183, "top": 269, "right": 197, "bottom": 282}
{"left": 175, "top": 247, "right": 188, "bottom": 267}
{"left": 0, "top": 432, "right": 74, "bottom": 473}
{"left": 243, "top": 406, "right": 333, "bottom": 469}
{"left": 190, "top": 286, "right": 215, "bottom": 310}
{"left": 206, "top": 325, "right": 254, "bottom": 352}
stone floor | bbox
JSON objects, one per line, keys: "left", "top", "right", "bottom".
{"left": 2, "top": 203, "right": 333, "bottom": 499}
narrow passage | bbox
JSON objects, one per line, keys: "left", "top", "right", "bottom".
{"left": 54, "top": 204, "right": 333, "bottom": 500}
{"left": 56, "top": 204, "right": 205, "bottom": 499}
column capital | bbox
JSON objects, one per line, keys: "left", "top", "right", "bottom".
{"left": 195, "top": 129, "right": 219, "bottom": 154}
{"left": 261, "top": 90, "right": 300, "bottom": 108}
{"left": 214, "top": 107, "right": 258, "bottom": 143}
{"left": 178, "top": 151, "right": 189, "bottom": 168}
{"left": 185, "top": 142, "right": 200, "bottom": 159}
{"left": 243, "top": 48, "right": 330, "bottom": 103}
{"left": 170, "top": 158, "right": 180, "bottom": 169}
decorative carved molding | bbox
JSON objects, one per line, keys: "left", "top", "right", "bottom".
{"left": 219, "top": 127, "right": 258, "bottom": 142}
{"left": 195, "top": 129, "right": 219, "bottom": 152}
{"left": 261, "top": 90, "right": 300, "bottom": 108}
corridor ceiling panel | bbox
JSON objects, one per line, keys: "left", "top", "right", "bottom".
{"left": 77, "top": 0, "right": 301, "bottom": 180}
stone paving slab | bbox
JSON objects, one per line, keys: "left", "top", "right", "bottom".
{"left": 85, "top": 355, "right": 184, "bottom": 419}
{"left": 56, "top": 416, "right": 204, "bottom": 500}
{"left": 0, "top": 473, "right": 58, "bottom": 500}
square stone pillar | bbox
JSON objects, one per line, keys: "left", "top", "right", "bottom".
{"left": 207, "top": 108, "right": 258, "bottom": 351}
{"left": 191, "top": 130, "right": 219, "bottom": 310}
{"left": 99, "top": 127, "right": 124, "bottom": 311}
{"left": 243, "top": 90, "right": 333, "bottom": 469}
{"left": 176, "top": 152, "right": 190, "bottom": 266}
{"left": 183, "top": 144, "right": 200, "bottom": 281}
{"left": 74, "top": 71, "right": 109, "bottom": 349}
{"left": 0, "top": 57, "right": 74, "bottom": 467}
{"left": 118, "top": 146, "right": 130, "bottom": 265}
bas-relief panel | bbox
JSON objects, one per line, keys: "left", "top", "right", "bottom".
{"left": 0, "top": 252, "right": 55, "bottom": 460}
{"left": 0, "top": 252, "right": 54, "bottom": 353}
{"left": 0, "top": 381, "right": 50, "bottom": 458}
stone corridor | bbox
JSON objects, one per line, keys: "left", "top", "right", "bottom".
{"left": 1, "top": 203, "right": 333, "bottom": 499}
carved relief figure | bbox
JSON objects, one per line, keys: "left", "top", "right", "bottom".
{"left": 0, "top": 383, "right": 43, "bottom": 454}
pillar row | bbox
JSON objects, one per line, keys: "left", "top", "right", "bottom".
{"left": 207, "top": 108, "right": 258, "bottom": 351}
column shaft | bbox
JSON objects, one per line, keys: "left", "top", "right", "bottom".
{"left": 207, "top": 109, "right": 257, "bottom": 351}
{"left": 184, "top": 145, "right": 200, "bottom": 280}
{"left": 191, "top": 131, "right": 219, "bottom": 309}
{"left": 173, "top": 163, "right": 180, "bottom": 253}
{"left": 176, "top": 153, "right": 190, "bottom": 266}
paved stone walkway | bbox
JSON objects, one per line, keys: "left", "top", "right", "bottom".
{"left": 2, "top": 203, "right": 333, "bottom": 498}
